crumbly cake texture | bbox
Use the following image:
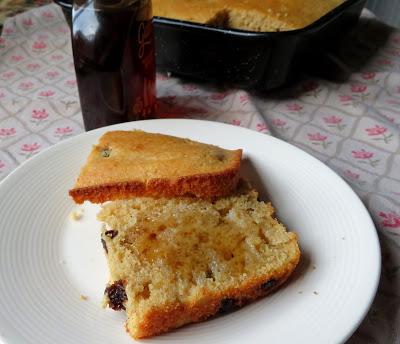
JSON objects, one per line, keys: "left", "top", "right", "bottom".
{"left": 99, "top": 183, "right": 300, "bottom": 339}
{"left": 153, "top": 0, "right": 344, "bottom": 31}
{"left": 69, "top": 130, "right": 242, "bottom": 204}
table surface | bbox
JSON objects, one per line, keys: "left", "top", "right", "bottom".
{"left": 0, "top": 4, "right": 399, "bottom": 344}
{"left": 0, "top": 0, "right": 51, "bottom": 28}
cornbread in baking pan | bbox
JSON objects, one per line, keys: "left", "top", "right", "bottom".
{"left": 99, "top": 182, "right": 300, "bottom": 338}
{"left": 153, "top": 0, "right": 344, "bottom": 31}
{"left": 69, "top": 130, "right": 242, "bottom": 203}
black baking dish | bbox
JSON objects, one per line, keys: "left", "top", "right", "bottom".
{"left": 54, "top": 0, "right": 366, "bottom": 90}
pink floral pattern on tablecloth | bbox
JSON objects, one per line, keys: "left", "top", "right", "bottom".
{"left": 0, "top": 128, "right": 16, "bottom": 138}
{"left": 351, "top": 149, "right": 380, "bottom": 167}
{"left": 38, "top": 90, "right": 55, "bottom": 98}
{"left": 32, "top": 40, "right": 47, "bottom": 51}
{"left": 379, "top": 211, "right": 400, "bottom": 229}
{"left": 323, "top": 115, "right": 346, "bottom": 131}
{"left": 287, "top": 103, "right": 304, "bottom": 113}
{"left": 54, "top": 126, "right": 74, "bottom": 139}
{"left": 19, "top": 142, "right": 41, "bottom": 158}
{"left": 365, "top": 125, "right": 393, "bottom": 143}
{"left": 256, "top": 123, "right": 268, "bottom": 133}
{"left": 1, "top": 5, "right": 400, "bottom": 344}
{"left": 307, "top": 132, "right": 331, "bottom": 149}
{"left": 31, "top": 109, "right": 49, "bottom": 123}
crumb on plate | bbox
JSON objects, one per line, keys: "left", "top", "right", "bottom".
{"left": 70, "top": 208, "right": 84, "bottom": 221}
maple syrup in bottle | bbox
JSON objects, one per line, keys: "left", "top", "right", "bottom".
{"left": 71, "top": 0, "right": 156, "bottom": 130}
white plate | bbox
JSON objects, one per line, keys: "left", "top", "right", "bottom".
{"left": 0, "top": 119, "right": 380, "bottom": 344}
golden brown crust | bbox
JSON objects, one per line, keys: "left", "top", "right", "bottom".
{"left": 69, "top": 130, "right": 242, "bottom": 203}
{"left": 130, "top": 243, "right": 300, "bottom": 339}
{"left": 70, "top": 163, "right": 241, "bottom": 203}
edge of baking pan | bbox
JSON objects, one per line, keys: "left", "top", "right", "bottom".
{"left": 53, "top": 0, "right": 366, "bottom": 90}
{"left": 152, "top": 0, "right": 365, "bottom": 89}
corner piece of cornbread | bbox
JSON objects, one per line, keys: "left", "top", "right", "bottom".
{"left": 69, "top": 130, "right": 242, "bottom": 204}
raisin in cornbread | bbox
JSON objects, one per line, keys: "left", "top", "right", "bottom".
{"left": 99, "top": 182, "right": 300, "bottom": 339}
{"left": 153, "top": 0, "right": 344, "bottom": 32}
{"left": 69, "top": 130, "right": 242, "bottom": 204}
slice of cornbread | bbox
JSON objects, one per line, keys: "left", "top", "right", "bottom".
{"left": 69, "top": 130, "right": 242, "bottom": 204}
{"left": 99, "top": 182, "right": 300, "bottom": 339}
{"left": 153, "top": 0, "right": 344, "bottom": 32}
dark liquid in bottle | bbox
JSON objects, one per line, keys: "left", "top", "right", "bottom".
{"left": 72, "top": 0, "right": 156, "bottom": 131}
